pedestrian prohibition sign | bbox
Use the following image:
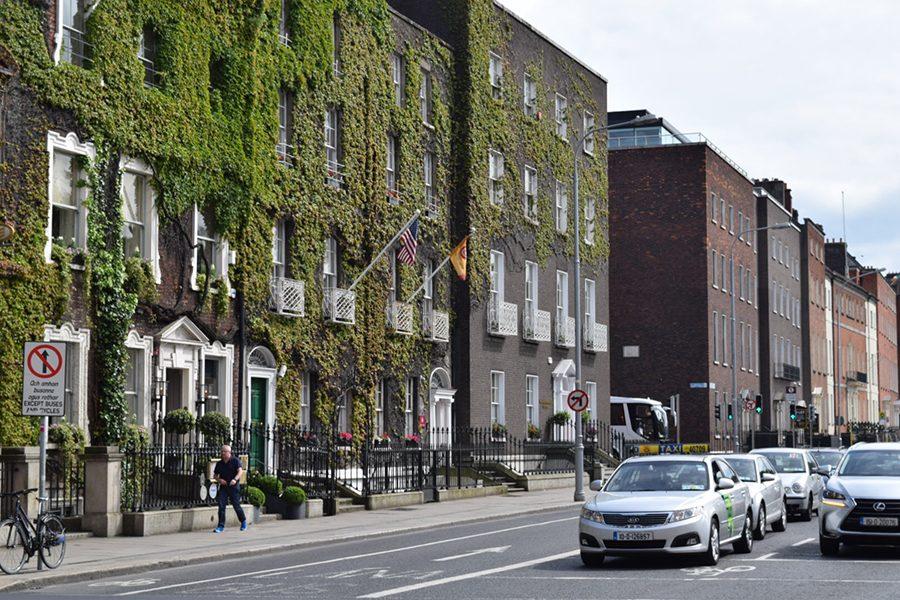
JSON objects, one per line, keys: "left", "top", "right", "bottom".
{"left": 567, "top": 389, "right": 590, "bottom": 413}
{"left": 22, "top": 342, "right": 67, "bottom": 417}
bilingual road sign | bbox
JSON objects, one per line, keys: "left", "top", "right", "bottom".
{"left": 785, "top": 385, "right": 798, "bottom": 403}
{"left": 22, "top": 342, "right": 67, "bottom": 417}
{"left": 567, "top": 389, "right": 590, "bottom": 413}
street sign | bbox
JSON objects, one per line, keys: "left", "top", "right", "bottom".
{"left": 22, "top": 342, "right": 66, "bottom": 417}
{"left": 567, "top": 389, "right": 590, "bottom": 413}
{"left": 785, "top": 385, "right": 798, "bottom": 403}
{"left": 743, "top": 399, "right": 755, "bottom": 412}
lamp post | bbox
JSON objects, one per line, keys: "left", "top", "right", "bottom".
{"left": 729, "top": 222, "right": 792, "bottom": 452}
{"left": 572, "top": 115, "right": 655, "bottom": 501}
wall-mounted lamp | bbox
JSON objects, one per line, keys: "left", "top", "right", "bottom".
{"left": 277, "top": 364, "right": 287, "bottom": 378}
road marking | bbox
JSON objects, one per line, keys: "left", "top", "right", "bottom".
{"left": 433, "top": 545, "right": 510, "bottom": 562}
{"left": 791, "top": 537, "right": 816, "bottom": 546}
{"left": 738, "top": 557, "right": 900, "bottom": 565}
{"left": 116, "top": 515, "right": 576, "bottom": 596}
{"left": 753, "top": 552, "right": 777, "bottom": 560}
{"left": 680, "top": 565, "right": 755, "bottom": 577}
{"left": 357, "top": 550, "right": 579, "bottom": 598}
{"left": 492, "top": 575, "right": 900, "bottom": 584}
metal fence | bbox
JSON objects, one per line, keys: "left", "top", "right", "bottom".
{"left": 45, "top": 449, "right": 85, "bottom": 518}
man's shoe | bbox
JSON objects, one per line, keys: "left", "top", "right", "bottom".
{"left": 240, "top": 521, "right": 248, "bottom": 531}
{"left": 214, "top": 526, "right": 225, "bottom": 533}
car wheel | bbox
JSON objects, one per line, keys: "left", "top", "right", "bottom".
{"left": 580, "top": 551, "right": 605, "bottom": 567}
{"left": 819, "top": 534, "right": 840, "bottom": 556}
{"left": 800, "top": 494, "right": 813, "bottom": 521}
{"left": 733, "top": 511, "right": 754, "bottom": 553}
{"left": 753, "top": 504, "right": 767, "bottom": 540}
{"left": 772, "top": 502, "right": 787, "bottom": 532}
{"left": 701, "top": 519, "right": 720, "bottom": 566}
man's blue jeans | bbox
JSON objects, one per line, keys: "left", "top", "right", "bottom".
{"left": 217, "top": 483, "right": 246, "bottom": 527}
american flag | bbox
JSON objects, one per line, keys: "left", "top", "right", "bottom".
{"left": 397, "top": 218, "right": 419, "bottom": 265}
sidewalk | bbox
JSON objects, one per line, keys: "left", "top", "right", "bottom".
{"left": 0, "top": 488, "right": 582, "bottom": 592}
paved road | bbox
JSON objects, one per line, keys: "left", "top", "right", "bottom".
{"left": 13, "top": 507, "right": 900, "bottom": 599}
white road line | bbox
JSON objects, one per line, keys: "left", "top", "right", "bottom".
{"left": 791, "top": 537, "right": 816, "bottom": 546}
{"left": 490, "top": 575, "right": 900, "bottom": 584}
{"left": 115, "top": 515, "right": 576, "bottom": 596}
{"left": 754, "top": 552, "right": 777, "bottom": 560}
{"left": 738, "top": 557, "right": 900, "bottom": 565}
{"left": 356, "top": 550, "right": 580, "bottom": 598}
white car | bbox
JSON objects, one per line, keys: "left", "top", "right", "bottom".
{"left": 751, "top": 448, "right": 827, "bottom": 520}
{"left": 726, "top": 454, "right": 788, "bottom": 539}
{"left": 579, "top": 455, "right": 753, "bottom": 567}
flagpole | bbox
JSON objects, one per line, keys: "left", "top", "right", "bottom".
{"left": 349, "top": 210, "right": 420, "bottom": 291}
{"left": 405, "top": 254, "right": 451, "bottom": 303}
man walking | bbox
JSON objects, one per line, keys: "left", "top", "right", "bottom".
{"left": 213, "top": 444, "right": 247, "bottom": 533}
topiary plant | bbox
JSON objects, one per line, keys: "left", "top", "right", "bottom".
{"left": 547, "top": 411, "right": 572, "bottom": 427}
{"left": 163, "top": 408, "right": 196, "bottom": 435}
{"left": 282, "top": 486, "right": 307, "bottom": 506}
{"left": 246, "top": 486, "right": 266, "bottom": 508}
{"left": 197, "top": 412, "right": 231, "bottom": 443}
{"left": 256, "top": 474, "right": 283, "bottom": 498}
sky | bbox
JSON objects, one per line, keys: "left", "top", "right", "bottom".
{"left": 501, "top": 0, "right": 900, "bottom": 272}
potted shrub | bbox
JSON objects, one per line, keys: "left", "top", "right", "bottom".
{"left": 403, "top": 434, "right": 421, "bottom": 448}
{"left": 163, "top": 408, "right": 196, "bottom": 437}
{"left": 491, "top": 421, "right": 507, "bottom": 441}
{"left": 197, "top": 412, "right": 231, "bottom": 445}
{"left": 547, "top": 411, "right": 571, "bottom": 427}
{"left": 256, "top": 474, "right": 284, "bottom": 514}
{"left": 246, "top": 485, "right": 265, "bottom": 523}
{"left": 527, "top": 423, "right": 541, "bottom": 441}
{"left": 282, "top": 486, "right": 307, "bottom": 520}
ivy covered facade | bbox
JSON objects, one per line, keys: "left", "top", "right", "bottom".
{"left": 0, "top": 0, "right": 609, "bottom": 446}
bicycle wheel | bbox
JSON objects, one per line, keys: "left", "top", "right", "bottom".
{"left": 0, "top": 519, "right": 28, "bottom": 575}
{"left": 38, "top": 515, "right": 66, "bottom": 570}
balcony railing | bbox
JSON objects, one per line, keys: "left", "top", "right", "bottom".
{"left": 60, "top": 26, "right": 92, "bottom": 68}
{"left": 270, "top": 276, "right": 305, "bottom": 317}
{"left": 278, "top": 32, "right": 291, "bottom": 47}
{"left": 323, "top": 287, "right": 355, "bottom": 324}
{"left": 522, "top": 309, "right": 551, "bottom": 343}
{"left": 583, "top": 322, "right": 608, "bottom": 353}
{"left": 276, "top": 143, "right": 294, "bottom": 166}
{"left": 387, "top": 300, "right": 414, "bottom": 335}
{"left": 609, "top": 131, "right": 748, "bottom": 179}
{"left": 487, "top": 297, "right": 518, "bottom": 337}
{"left": 555, "top": 315, "right": 575, "bottom": 348}
{"left": 325, "top": 159, "right": 345, "bottom": 188}
{"left": 774, "top": 362, "right": 801, "bottom": 381}
{"left": 423, "top": 309, "right": 449, "bottom": 343}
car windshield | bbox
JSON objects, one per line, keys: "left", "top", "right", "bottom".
{"left": 809, "top": 451, "right": 841, "bottom": 469}
{"left": 728, "top": 459, "right": 758, "bottom": 482}
{"left": 757, "top": 452, "right": 806, "bottom": 473}
{"left": 838, "top": 450, "right": 900, "bottom": 477}
{"left": 605, "top": 461, "right": 709, "bottom": 492}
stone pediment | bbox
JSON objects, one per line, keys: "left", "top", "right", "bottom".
{"left": 157, "top": 316, "right": 209, "bottom": 346}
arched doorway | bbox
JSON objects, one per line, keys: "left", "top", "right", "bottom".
{"left": 428, "top": 367, "right": 455, "bottom": 447}
{"left": 552, "top": 359, "right": 576, "bottom": 441}
{"left": 246, "top": 346, "right": 277, "bottom": 471}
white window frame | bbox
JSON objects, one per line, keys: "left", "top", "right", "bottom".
{"left": 391, "top": 52, "right": 404, "bottom": 107}
{"left": 554, "top": 179, "right": 568, "bottom": 233}
{"left": 729, "top": 204, "right": 734, "bottom": 234}
{"left": 489, "top": 51, "right": 503, "bottom": 98}
{"left": 525, "top": 260, "right": 538, "bottom": 317}
{"left": 584, "top": 196, "right": 596, "bottom": 245}
{"left": 324, "top": 107, "right": 340, "bottom": 184}
{"left": 586, "top": 380, "right": 597, "bottom": 418}
{"left": 419, "top": 67, "right": 432, "bottom": 125}
{"left": 386, "top": 134, "right": 398, "bottom": 198}
{"left": 278, "top": 0, "right": 290, "bottom": 45}
{"left": 711, "top": 192, "right": 718, "bottom": 223}
{"left": 45, "top": 131, "right": 95, "bottom": 263}
{"left": 44, "top": 323, "right": 91, "bottom": 433}
{"left": 555, "top": 93, "right": 567, "bottom": 138}
{"left": 124, "top": 329, "right": 153, "bottom": 429}
{"left": 490, "top": 370, "right": 506, "bottom": 426}
{"left": 191, "top": 204, "right": 233, "bottom": 291}
{"left": 490, "top": 250, "right": 505, "bottom": 305}
{"left": 323, "top": 237, "right": 337, "bottom": 290}
{"left": 722, "top": 313, "right": 728, "bottom": 367}
{"left": 375, "top": 378, "right": 385, "bottom": 434}
{"left": 272, "top": 219, "right": 287, "bottom": 279}
{"left": 299, "top": 371, "right": 310, "bottom": 428}
{"left": 583, "top": 111, "right": 595, "bottom": 155}
{"left": 488, "top": 149, "right": 504, "bottom": 205}
{"left": 713, "top": 311, "right": 720, "bottom": 364}
{"left": 556, "top": 270, "right": 569, "bottom": 324}
{"left": 424, "top": 150, "right": 436, "bottom": 212}
{"left": 121, "top": 156, "right": 161, "bottom": 283}
{"left": 712, "top": 250, "right": 719, "bottom": 289}
{"left": 523, "top": 165, "right": 538, "bottom": 221}
{"left": 584, "top": 278, "right": 597, "bottom": 325}
{"left": 523, "top": 72, "right": 537, "bottom": 116}
{"left": 525, "top": 374, "right": 538, "bottom": 427}
{"left": 405, "top": 377, "right": 415, "bottom": 435}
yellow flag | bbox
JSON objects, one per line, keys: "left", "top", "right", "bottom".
{"left": 449, "top": 236, "right": 468, "bottom": 281}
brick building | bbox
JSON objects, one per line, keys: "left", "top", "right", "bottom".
{"left": 859, "top": 269, "right": 899, "bottom": 426}
{"left": 800, "top": 219, "right": 830, "bottom": 432}
{"left": 608, "top": 110, "right": 759, "bottom": 450}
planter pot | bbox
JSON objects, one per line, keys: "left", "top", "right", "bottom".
{"left": 265, "top": 497, "right": 285, "bottom": 515}
{"left": 252, "top": 505, "right": 263, "bottom": 522}
{"left": 283, "top": 503, "right": 305, "bottom": 520}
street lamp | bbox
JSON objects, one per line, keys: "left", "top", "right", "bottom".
{"left": 572, "top": 115, "right": 655, "bottom": 501}
{"left": 729, "top": 221, "right": 792, "bottom": 452}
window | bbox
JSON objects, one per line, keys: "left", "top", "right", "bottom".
{"left": 754, "top": 274, "right": 758, "bottom": 307}
{"left": 523, "top": 72, "right": 537, "bottom": 116}
{"left": 586, "top": 381, "right": 597, "bottom": 419}
{"left": 711, "top": 192, "right": 718, "bottom": 223}
{"left": 422, "top": 259, "right": 434, "bottom": 317}
{"left": 584, "top": 278, "right": 596, "bottom": 325}
{"left": 722, "top": 313, "right": 728, "bottom": 366}
{"left": 424, "top": 151, "right": 436, "bottom": 213}
{"left": 523, "top": 166, "right": 538, "bottom": 220}
{"left": 278, "top": 0, "right": 290, "bottom": 45}
{"left": 332, "top": 13, "right": 341, "bottom": 75}
{"left": 59, "top": 0, "right": 89, "bottom": 66}
{"left": 584, "top": 196, "right": 596, "bottom": 245}
{"left": 720, "top": 198, "right": 726, "bottom": 229}
{"left": 323, "top": 237, "right": 337, "bottom": 290}
{"left": 738, "top": 210, "right": 743, "bottom": 238}
{"left": 713, "top": 311, "right": 720, "bottom": 364}
{"left": 391, "top": 52, "right": 404, "bottom": 107}
{"left": 277, "top": 88, "right": 292, "bottom": 165}
{"left": 299, "top": 371, "right": 310, "bottom": 428}
{"left": 324, "top": 107, "right": 341, "bottom": 187}
{"left": 489, "top": 51, "right": 502, "bottom": 99}
{"left": 386, "top": 134, "right": 398, "bottom": 200}
{"left": 405, "top": 377, "right": 415, "bottom": 435}
{"left": 45, "top": 324, "right": 90, "bottom": 432}
{"left": 122, "top": 159, "right": 159, "bottom": 281}
{"left": 720, "top": 255, "right": 727, "bottom": 293}
{"left": 272, "top": 219, "right": 286, "bottom": 279}
{"left": 193, "top": 207, "right": 231, "bottom": 289}
{"left": 740, "top": 322, "right": 747, "bottom": 371}
{"left": 489, "top": 249, "right": 505, "bottom": 305}
{"left": 125, "top": 348, "right": 141, "bottom": 423}
{"left": 712, "top": 250, "right": 719, "bottom": 288}
{"left": 490, "top": 371, "right": 506, "bottom": 426}
{"left": 554, "top": 180, "right": 567, "bottom": 233}
{"left": 556, "top": 270, "right": 569, "bottom": 325}
{"left": 739, "top": 265, "right": 745, "bottom": 300}
{"left": 525, "top": 260, "right": 538, "bottom": 317}
{"left": 203, "top": 357, "right": 223, "bottom": 414}
{"left": 124, "top": 331, "right": 153, "bottom": 428}
{"left": 488, "top": 150, "right": 504, "bottom": 205}
{"left": 748, "top": 325, "right": 754, "bottom": 373}
{"left": 389, "top": 249, "right": 400, "bottom": 301}
{"left": 50, "top": 148, "right": 88, "bottom": 251}
{"left": 554, "top": 93, "right": 567, "bottom": 138}
{"left": 745, "top": 216, "right": 752, "bottom": 246}
{"left": 729, "top": 205, "right": 734, "bottom": 234}
{"left": 525, "top": 375, "right": 538, "bottom": 427}
{"left": 375, "top": 379, "right": 385, "bottom": 434}
{"left": 583, "top": 111, "right": 595, "bottom": 154}
{"left": 138, "top": 24, "right": 160, "bottom": 88}
{"left": 419, "top": 68, "right": 432, "bottom": 125}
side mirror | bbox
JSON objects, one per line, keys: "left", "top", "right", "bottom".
{"left": 716, "top": 477, "right": 735, "bottom": 491}
{"left": 589, "top": 479, "right": 604, "bottom": 492}
{"left": 761, "top": 472, "right": 776, "bottom": 482}
{"left": 816, "top": 468, "right": 830, "bottom": 477}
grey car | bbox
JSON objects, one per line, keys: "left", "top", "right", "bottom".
{"left": 727, "top": 454, "right": 787, "bottom": 539}
{"left": 820, "top": 442, "right": 900, "bottom": 555}
{"left": 751, "top": 448, "right": 827, "bottom": 520}
{"left": 579, "top": 455, "right": 753, "bottom": 567}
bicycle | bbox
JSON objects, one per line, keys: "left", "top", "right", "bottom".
{"left": 0, "top": 488, "right": 66, "bottom": 574}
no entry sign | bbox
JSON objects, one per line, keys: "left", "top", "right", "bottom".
{"left": 22, "top": 342, "right": 67, "bottom": 417}
{"left": 567, "top": 389, "right": 590, "bottom": 413}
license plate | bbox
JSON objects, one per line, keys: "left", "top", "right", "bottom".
{"left": 613, "top": 531, "right": 653, "bottom": 541}
{"left": 860, "top": 517, "right": 898, "bottom": 527}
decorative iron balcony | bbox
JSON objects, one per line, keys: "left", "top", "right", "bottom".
{"left": 269, "top": 276, "right": 305, "bottom": 317}
{"left": 323, "top": 287, "right": 355, "bottom": 324}
{"left": 387, "top": 300, "right": 414, "bottom": 335}
{"left": 774, "top": 362, "right": 801, "bottom": 381}
{"left": 522, "top": 308, "right": 551, "bottom": 343}
{"left": 487, "top": 297, "right": 518, "bottom": 337}
{"left": 583, "top": 322, "right": 608, "bottom": 353}
{"left": 555, "top": 315, "right": 575, "bottom": 348}
{"left": 60, "top": 26, "right": 92, "bottom": 68}
{"left": 423, "top": 309, "right": 449, "bottom": 343}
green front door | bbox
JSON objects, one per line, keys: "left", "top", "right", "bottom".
{"left": 250, "top": 378, "right": 267, "bottom": 471}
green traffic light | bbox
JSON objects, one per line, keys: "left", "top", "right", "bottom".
{"left": 755, "top": 407, "right": 762, "bottom": 414}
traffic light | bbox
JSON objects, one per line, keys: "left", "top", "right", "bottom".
{"left": 755, "top": 395, "right": 763, "bottom": 415}
{"left": 715, "top": 405, "right": 721, "bottom": 420}
{"left": 727, "top": 404, "right": 734, "bottom": 421}
{"left": 789, "top": 403, "right": 797, "bottom": 421}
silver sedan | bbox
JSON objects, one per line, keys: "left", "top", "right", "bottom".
{"left": 579, "top": 455, "right": 753, "bottom": 567}
{"left": 751, "top": 448, "right": 827, "bottom": 520}
{"left": 727, "top": 454, "right": 787, "bottom": 539}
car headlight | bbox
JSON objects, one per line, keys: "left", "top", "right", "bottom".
{"left": 791, "top": 482, "right": 803, "bottom": 494}
{"left": 668, "top": 506, "right": 703, "bottom": 523}
{"left": 581, "top": 507, "right": 605, "bottom": 523}
{"left": 822, "top": 489, "right": 847, "bottom": 508}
